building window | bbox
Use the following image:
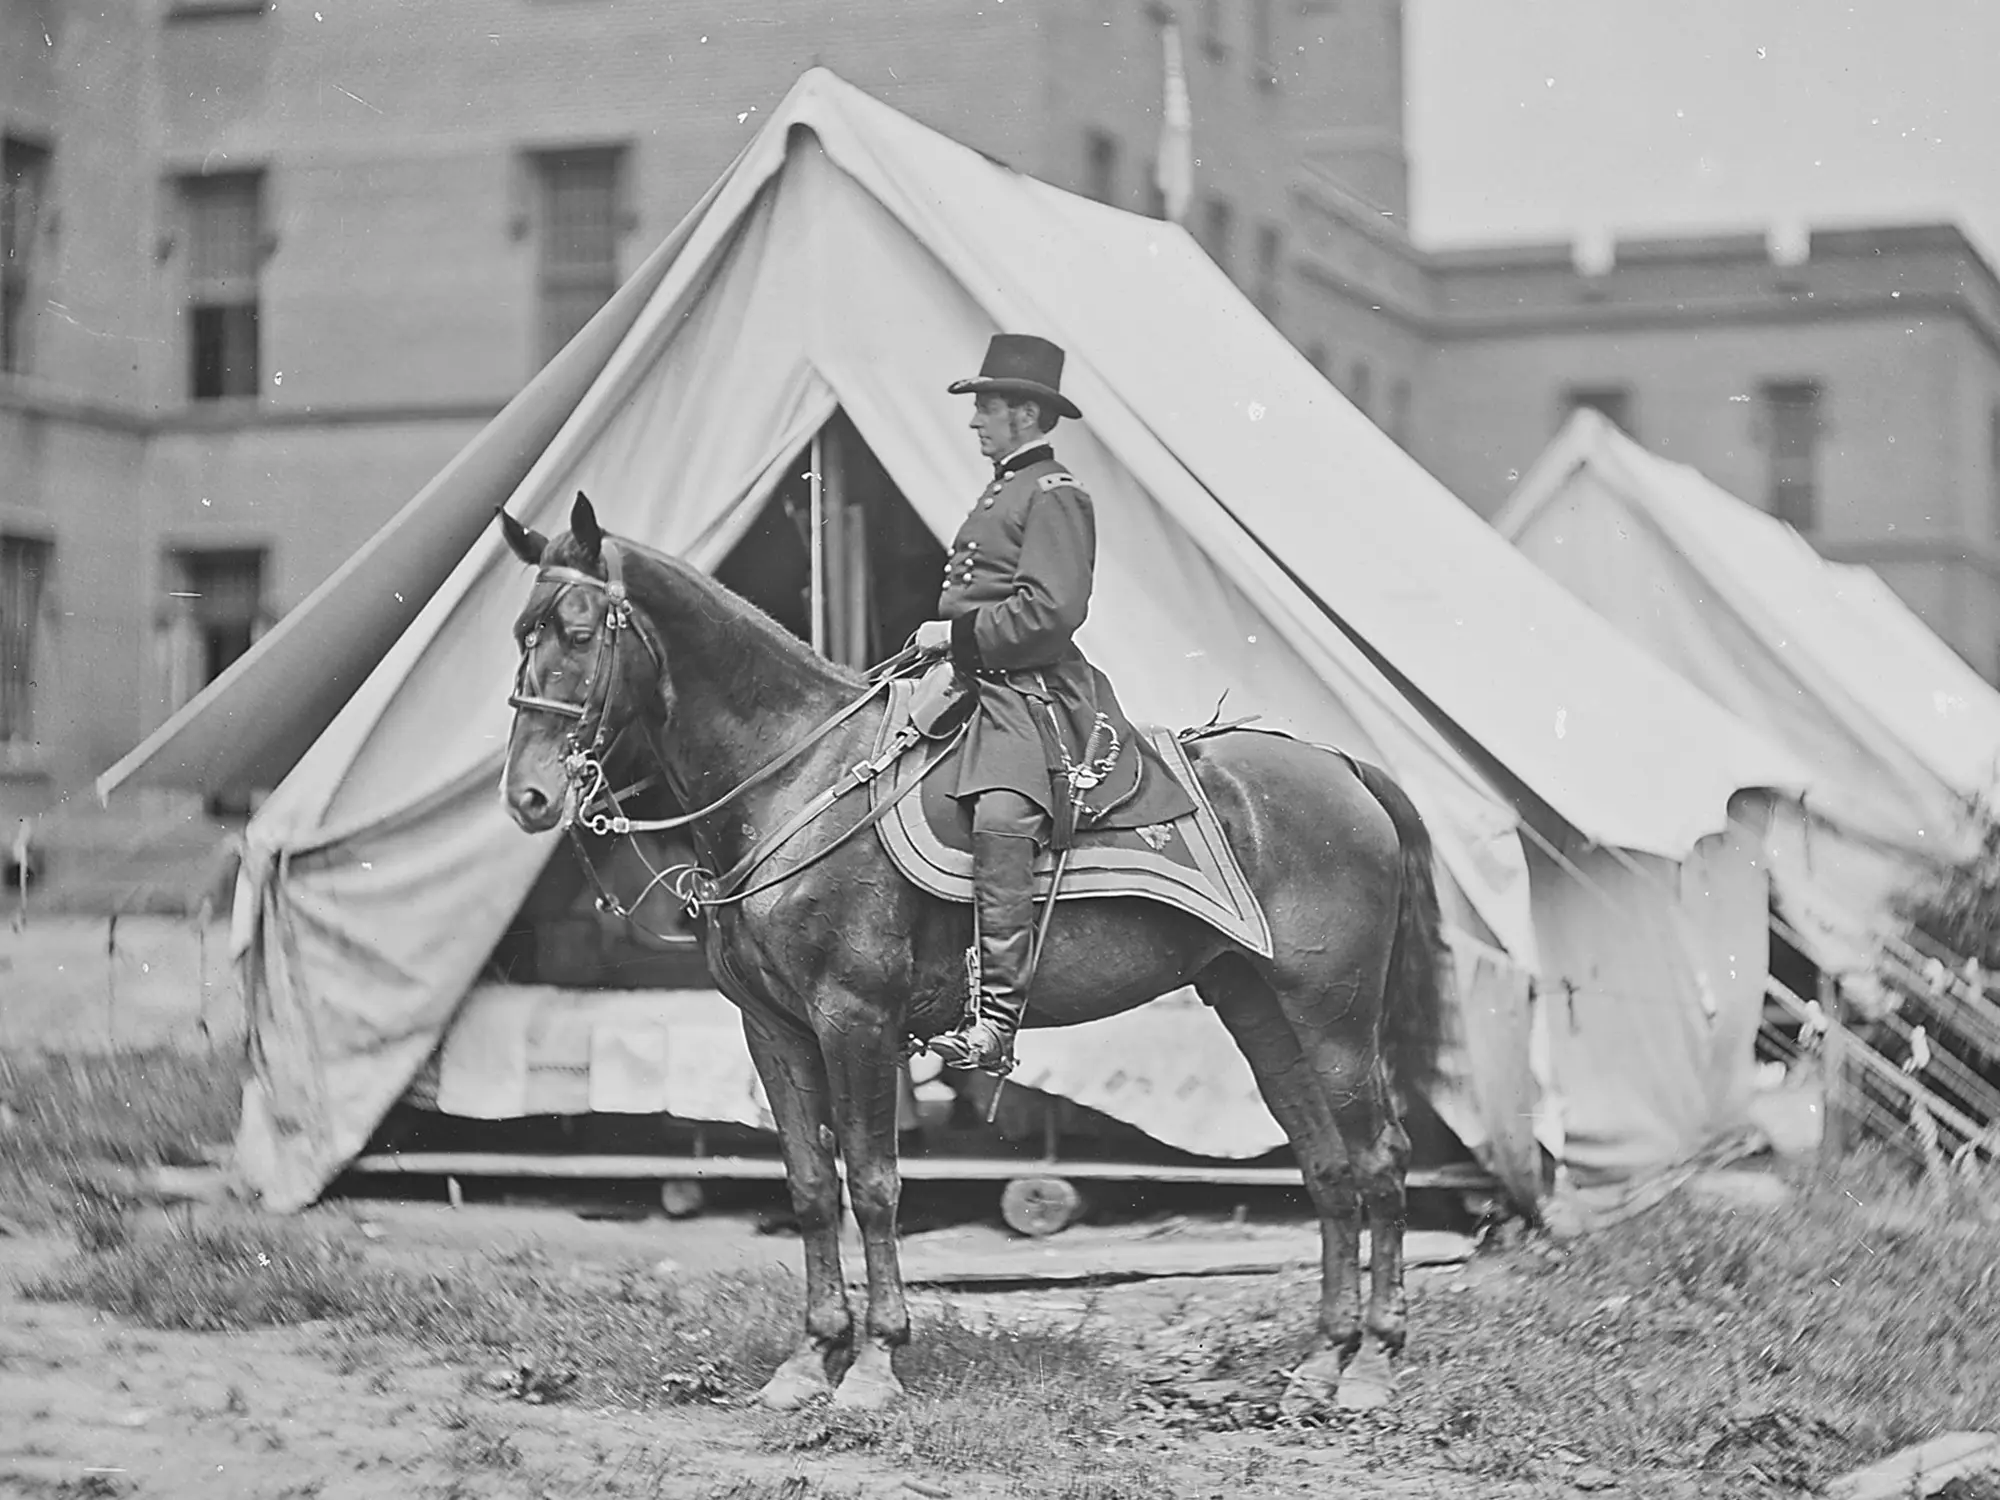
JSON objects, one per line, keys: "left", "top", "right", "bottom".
{"left": 1083, "top": 129, "right": 1119, "bottom": 205}
{"left": 532, "top": 146, "right": 625, "bottom": 366}
{"left": 1200, "top": 195, "right": 1234, "bottom": 274}
{"left": 1562, "top": 384, "right": 1635, "bottom": 438}
{"left": 1762, "top": 381, "right": 1823, "bottom": 532}
{"left": 1254, "top": 223, "right": 1283, "bottom": 316}
{"left": 1305, "top": 341, "right": 1329, "bottom": 380}
{"left": 1249, "top": 0, "right": 1278, "bottom": 85}
{"left": 162, "top": 549, "right": 267, "bottom": 712}
{"left": 0, "top": 535, "right": 50, "bottom": 749}
{"left": 181, "top": 171, "right": 264, "bottom": 400}
{"left": 1200, "top": 0, "right": 1226, "bottom": 58}
{"left": 2, "top": 137, "right": 52, "bottom": 376}
{"left": 1389, "top": 378, "right": 1412, "bottom": 447}
{"left": 1349, "top": 359, "right": 1372, "bottom": 415}
{"left": 1143, "top": 160, "right": 1167, "bottom": 221}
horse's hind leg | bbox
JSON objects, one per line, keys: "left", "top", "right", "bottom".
{"left": 1197, "top": 958, "right": 1366, "bottom": 1412}
{"left": 740, "top": 1006, "right": 852, "bottom": 1410}
{"left": 1335, "top": 1056, "right": 1413, "bottom": 1411}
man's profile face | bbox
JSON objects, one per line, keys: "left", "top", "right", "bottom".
{"left": 969, "top": 393, "right": 1038, "bottom": 460}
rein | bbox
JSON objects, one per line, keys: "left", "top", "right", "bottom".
{"left": 508, "top": 540, "right": 951, "bottom": 935}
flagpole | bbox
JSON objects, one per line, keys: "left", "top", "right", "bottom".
{"left": 1155, "top": 17, "right": 1194, "bottom": 226}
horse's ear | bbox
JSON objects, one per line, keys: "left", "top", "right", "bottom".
{"left": 497, "top": 508, "right": 548, "bottom": 566}
{"left": 570, "top": 490, "right": 603, "bottom": 568}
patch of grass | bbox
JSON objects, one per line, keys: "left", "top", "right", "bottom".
{"left": 27, "top": 1215, "right": 797, "bottom": 1407}
{"left": 759, "top": 1305, "right": 1165, "bottom": 1492}
{"left": 0, "top": 1475, "right": 128, "bottom": 1499}
{"left": 23, "top": 1215, "right": 367, "bottom": 1331}
{"left": 350, "top": 1250, "right": 805, "bottom": 1410}
{"left": 1042, "top": 1462, "right": 1168, "bottom": 1500}
{"left": 0, "top": 1048, "right": 242, "bottom": 1228}
{"left": 703, "top": 1481, "right": 855, "bottom": 1500}
{"left": 1182, "top": 1149, "right": 2000, "bottom": 1495}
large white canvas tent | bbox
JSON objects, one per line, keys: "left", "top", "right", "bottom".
{"left": 1497, "top": 410, "right": 2000, "bottom": 976}
{"left": 103, "top": 71, "right": 1808, "bottom": 1218}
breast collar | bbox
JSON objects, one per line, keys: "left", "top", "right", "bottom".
{"left": 991, "top": 441, "right": 1055, "bottom": 479}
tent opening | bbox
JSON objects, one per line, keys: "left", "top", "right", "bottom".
{"left": 713, "top": 411, "right": 945, "bottom": 670}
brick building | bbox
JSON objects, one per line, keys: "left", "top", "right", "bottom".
{"left": 5, "top": 0, "right": 2000, "bottom": 852}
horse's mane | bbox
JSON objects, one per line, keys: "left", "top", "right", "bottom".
{"left": 542, "top": 532, "right": 866, "bottom": 717}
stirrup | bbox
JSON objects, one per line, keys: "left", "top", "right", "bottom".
{"left": 927, "top": 1021, "right": 1016, "bottom": 1077}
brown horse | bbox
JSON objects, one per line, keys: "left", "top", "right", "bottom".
{"left": 498, "top": 493, "right": 1451, "bottom": 1415}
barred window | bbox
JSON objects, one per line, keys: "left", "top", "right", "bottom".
{"left": 2, "top": 136, "right": 52, "bottom": 376}
{"left": 1, "top": 535, "right": 51, "bottom": 747}
{"left": 533, "top": 147, "right": 625, "bottom": 366}
{"left": 181, "top": 171, "right": 264, "bottom": 400}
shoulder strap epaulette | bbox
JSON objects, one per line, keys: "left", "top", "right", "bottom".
{"left": 1037, "top": 472, "right": 1081, "bottom": 492}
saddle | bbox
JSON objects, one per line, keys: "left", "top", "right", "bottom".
{"left": 871, "top": 675, "right": 1274, "bottom": 958}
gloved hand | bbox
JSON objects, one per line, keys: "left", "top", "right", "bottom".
{"left": 913, "top": 619, "right": 953, "bottom": 657}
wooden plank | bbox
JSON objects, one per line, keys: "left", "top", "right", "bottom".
{"left": 1824, "top": 1431, "right": 1999, "bottom": 1500}
{"left": 897, "top": 1226, "right": 1475, "bottom": 1286}
{"left": 346, "top": 1151, "right": 1493, "bottom": 1192}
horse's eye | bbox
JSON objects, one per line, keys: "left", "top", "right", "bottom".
{"left": 565, "top": 627, "right": 595, "bottom": 647}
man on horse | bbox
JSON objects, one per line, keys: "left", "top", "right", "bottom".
{"left": 913, "top": 334, "right": 1149, "bottom": 1075}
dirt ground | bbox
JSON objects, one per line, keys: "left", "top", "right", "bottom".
{"left": 0, "top": 1198, "right": 1553, "bottom": 1500}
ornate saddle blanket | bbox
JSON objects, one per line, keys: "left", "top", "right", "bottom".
{"left": 870, "top": 680, "right": 1273, "bottom": 958}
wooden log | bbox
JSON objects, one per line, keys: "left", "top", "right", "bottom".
{"left": 1000, "top": 1176, "right": 1087, "bottom": 1237}
{"left": 657, "top": 1178, "right": 707, "bottom": 1219}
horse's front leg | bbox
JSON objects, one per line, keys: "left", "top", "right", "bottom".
{"left": 739, "top": 1004, "right": 852, "bottom": 1409}
{"left": 813, "top": 985, "right": 911, "bottom": 1412}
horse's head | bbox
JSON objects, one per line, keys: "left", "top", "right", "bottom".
{"left": 499, "top": 491, "right": 672, "bottom": 833}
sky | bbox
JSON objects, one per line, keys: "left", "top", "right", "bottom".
{"left": 1406, "top": 0, "right": 2000, "bottom": 263}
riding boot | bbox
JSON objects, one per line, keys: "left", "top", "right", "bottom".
{"left": 929, "top": 830, "right": 1039, "bottom": 1075}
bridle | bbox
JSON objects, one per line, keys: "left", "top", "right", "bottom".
{"left": 505, "top": 538, "right": 955, "bottom": 935}
{"left": 507, "top": 541, "right": 669, "bottom": 833}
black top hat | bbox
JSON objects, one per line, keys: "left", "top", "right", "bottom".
{"left": 947, "top": 334, "right": 1083, "bottom": 420}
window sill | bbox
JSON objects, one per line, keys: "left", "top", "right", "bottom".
{"left": 178, "top": 395, "right": 265, "bottom": 425}
{"left": 165, "top": 0, "right": 269, "bottom": 18}
{"left": 0, "top": 745, "right": 51, "bottom": 782}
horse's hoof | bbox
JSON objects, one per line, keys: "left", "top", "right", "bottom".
{"left": 1334, "top": 1343, "right": 1398, "bottom": 1413}
{"left": 1277, "top": 1349, "right": 1346, "bottom": 1420}
{"left": 829, "top": 1342, "right": 904, "bottom": 1412}
{"left": 754, "top": 1349, "right": 835, "bottom": 1411}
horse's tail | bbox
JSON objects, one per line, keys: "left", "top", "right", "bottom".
{"left": 1353, "top": 760, "right": 1452, "bottom": 1100}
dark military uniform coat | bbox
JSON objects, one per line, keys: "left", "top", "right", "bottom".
{"left": 941, "top": 441, "right": 1181, "bottom": 830}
